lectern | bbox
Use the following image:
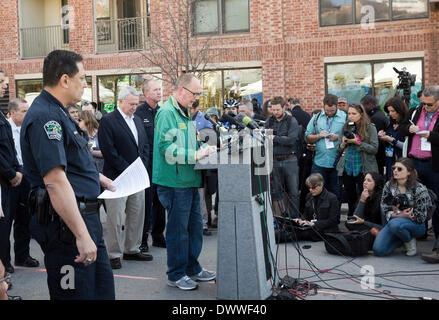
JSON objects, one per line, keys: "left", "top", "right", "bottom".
{"left": 195, "top": 131, "right": 277, "bottom": 300}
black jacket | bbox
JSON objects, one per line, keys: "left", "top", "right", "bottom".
{"left": 290, "top": 105, "right": 311, "bottom": 132}
{"left": 135, "top": 102, "right": 159, "bottom": 164}
{"left": 98, "top": 109, "right": 150, "bottom": 180}
{"left": 399, "top": 105, "right": 439, "bottom": 172}
{"left": 368, "top": 107, "right": 389, "bottom": 170}
{"left": 0, "top": 112, "right": 20, "bottom": 186}
{"left": 303, "top": 188, "right": 340, "bottom": 233}
{"left": 264, "top": 113, "right": 299, "bottom": 157}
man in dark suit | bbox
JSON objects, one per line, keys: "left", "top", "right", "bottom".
{"left": 98, "top": 86, "right": 152, "bottom": 270}
{"left": 135, "top": 77, "right": 166, "bottom": 252}
{"left": 0, "top": 69, "right": 25, "bottom": 275}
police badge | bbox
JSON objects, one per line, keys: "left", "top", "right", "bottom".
{"left": 44, "top": 121, "right": 62, "bottom": 141}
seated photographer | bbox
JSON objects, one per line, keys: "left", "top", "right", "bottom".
{"left": 373, "top": 157, "right": 432, "bottom": 257}
{"left": 292, "top": 173, "right": 339, "bottom": 241}
{"left": 346, "top": 172, "right": 385, "bottom": 232}
{"left": 336, "top": 103, "right": 379, "bottom": 216}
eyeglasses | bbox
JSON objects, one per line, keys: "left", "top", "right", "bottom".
{"left": 183, "top": 87, "right": 201, "bottom": 98}
{"left": 0, "top": 273, "right": 11, "bottom": 285}
{"left": 421, "top": 102, "right": 435, "bottom": 107}
{"left": 392, "top": 166, "right": 404, "bottom": 172}
{"left": 308, "top": 184, "right": 322, "bottom": 190}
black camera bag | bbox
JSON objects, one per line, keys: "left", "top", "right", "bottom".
{"left": 324, "top": 230, "right": 372, "bottom": 257}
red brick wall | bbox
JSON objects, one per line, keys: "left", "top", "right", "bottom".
{"left": 0, "top": 0, "right": 438, "bottom": 113}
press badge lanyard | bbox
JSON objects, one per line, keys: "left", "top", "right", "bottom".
{"left": 326, "top": 116, "right": 334, "bottom": 133}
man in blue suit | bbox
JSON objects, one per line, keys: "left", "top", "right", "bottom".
{"left": 98, "top": 86, "right": 152, "bottom": 270}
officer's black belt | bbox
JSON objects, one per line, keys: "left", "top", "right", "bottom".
{"left": 77, "top": 200, "right": 100, "bottom": 216}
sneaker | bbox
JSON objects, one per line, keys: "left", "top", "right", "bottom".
{"left": 404, "top": 238, "right": 417, "bottom": 256}
{"left": 168, "top": 275, "right": 198, "bottom": 290}
{"left": 190, "top": 268, "right": 216, "bottom": 282}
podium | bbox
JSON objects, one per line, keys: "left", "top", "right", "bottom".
{"left": 195, "top": 131, "right": 277, "bottom": 300}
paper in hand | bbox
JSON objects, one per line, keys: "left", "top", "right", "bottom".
{"left": 98, "top": 157, "right": 150, "bottom": 199}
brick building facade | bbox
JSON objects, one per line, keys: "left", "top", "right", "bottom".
{"left": 0, "top": 0, "right": 437, "bottom": 112}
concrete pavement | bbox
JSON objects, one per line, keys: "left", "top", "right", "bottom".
{"left": 6, "top": 208, "right": 439, "bottom": 301}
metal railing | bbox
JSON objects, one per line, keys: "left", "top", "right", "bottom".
{"left": 95, "top": 16, "right": 150, "bottom": 54}
{"left": 20, "top": 25, "right": 69, "bottom": 59}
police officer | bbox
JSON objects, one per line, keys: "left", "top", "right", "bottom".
{"left": 135, "top": 77, "right": 166, "bottom": 251}
{"left": 0, "top": 68, "right": 23, "bottom": 275}
{"left": 20, "top": 50, "right": 115, "bottom": 300}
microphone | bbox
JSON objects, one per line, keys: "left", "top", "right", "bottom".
{"left": 234, "top": 113, "right": 265, "bottom": 143}
{"left": 240, "top": 115, "right": 259, "bottom": 130}
{"left": 220, "top": 112, "right": 246, "bottom": 130}
{"left": 204, "top": 113, "right": 222, "bottom": 131}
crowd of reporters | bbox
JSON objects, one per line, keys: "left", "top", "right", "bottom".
{"left": 1, "top": 69, "right": 439, "bottom": 299}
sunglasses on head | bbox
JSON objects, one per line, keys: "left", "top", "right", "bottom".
{"left": 421, "top": 102, "right": 435, "bottom": 107}
{"left": 351, "top": 103, "right": 364, "bottom": 113}
{"left": 392, "top": 165, "right": 404, "bottom": 172}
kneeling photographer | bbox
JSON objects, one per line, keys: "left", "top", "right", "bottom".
{"left": 373, "top": 157, "right": 432, "bottom": 257}
{"left": 291, "top": 173, "right": 340, "bottom": 242}
{"left": 336, "top": 103, "right": 379, "bottom": 217}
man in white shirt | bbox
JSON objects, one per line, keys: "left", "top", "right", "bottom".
{"left": 98, "top": 86, "right": 152, "bottom": 269}
{"left": 7, "top": 98, "right": 40, "bottom": 268}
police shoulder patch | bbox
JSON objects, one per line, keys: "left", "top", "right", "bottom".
{"left": 44, "top": 121, "right": 62, "bottom": 141}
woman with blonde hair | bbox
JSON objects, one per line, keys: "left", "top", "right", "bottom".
{"left": 336, "top": 103, "right": 379, "bottom": 216}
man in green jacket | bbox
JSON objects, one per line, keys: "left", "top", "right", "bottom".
{"left": 153, "top": 73, "right": 216, "bottom": 291}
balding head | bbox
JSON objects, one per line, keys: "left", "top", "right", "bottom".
{"left": 174, "top": 74, "right": 201, "bottom": 109}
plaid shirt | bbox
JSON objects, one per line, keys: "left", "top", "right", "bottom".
{"left": 344, "top": 145, "right": 362, "bottom": 177}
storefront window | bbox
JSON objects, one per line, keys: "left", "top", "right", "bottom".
{"left": 327, "top": 63, "right": 372, "bottom": 104}
{"left": 200, "top": 71, "right": 222, "bottom": 110}
{"left": 374, "top": 60, "right": 423, "bottom": 108}
{"left": 198, "top": 68, "right": 262, "bottom": 111}
{"left": 16, "top": 79, "right": 43, "bottom": 105}
{"left": 326, "top": 59, "right": 423, "bottom": 108}
{"left": 98, "top": 73, "right": 161, "bottom": 113}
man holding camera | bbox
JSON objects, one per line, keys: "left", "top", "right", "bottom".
{"left": 305, "top": 94, "right": 346, "bottom": 203}
{"left": 265, "top": 96, "right": 300, "bottom": 218}
{"left": 399, "top": 86, "right": 439, "bottom": 263}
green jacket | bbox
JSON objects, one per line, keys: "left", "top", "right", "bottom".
{"left": 152, "top": 96, "right": 202, "bottom": 188}
{"left": 335, "top": 123, "right": 379, "bottom": 176}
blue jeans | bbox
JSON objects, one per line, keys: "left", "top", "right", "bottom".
{"left": 373, "top": 218, "right": 426, "bottom": 256}
{"left": 157, "top": 186, "right": 203, "bottom": 281}
{"left": 311, "top": 163, "right": 341, "bottom": 202}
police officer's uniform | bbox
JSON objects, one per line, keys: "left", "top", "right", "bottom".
{"left": 135, "top": 102, "right": 166, "bottom": 246}
{"left": 21, "top": 90, "right": 115, "bottom": 300}
{"left": 0, "top": 110, "right": 21, "bottom": 271}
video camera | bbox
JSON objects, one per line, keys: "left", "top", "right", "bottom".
{"left": 393, "top": 67, "right": 416, "bottom": 106}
